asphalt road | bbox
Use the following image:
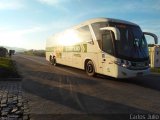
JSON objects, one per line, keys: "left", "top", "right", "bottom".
{"left": 12, "top": 54, "right": 160, "bottom": 120}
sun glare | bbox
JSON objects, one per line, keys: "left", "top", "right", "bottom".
{"left": 57, "top": 30, "right": 81, "bottom": 46}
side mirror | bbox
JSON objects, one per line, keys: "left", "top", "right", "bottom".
{"left": 100, "top": 27, "right": 120, "bottom": 40}
{"left": 143, "top": 32, "right": 158, "bottom": 44}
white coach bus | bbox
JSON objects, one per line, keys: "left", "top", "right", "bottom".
{"left": 46, "top": 18, "right": 158, "bottom": 78}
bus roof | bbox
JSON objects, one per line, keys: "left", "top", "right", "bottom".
{"left": 73, "top": 17, "right": 139, "bottom": 28}
{"left": 49, "top": 17, "right": 139, "bottom": 37}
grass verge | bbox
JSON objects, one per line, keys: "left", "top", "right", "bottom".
{"left": 0, "top": 57, "right": 20, "bottom": 78}
{"left": 150, "top": 67, "right": 160, "bottom": 73}
{"left": 23, "top": 50, "right": 45, "bottom": 57}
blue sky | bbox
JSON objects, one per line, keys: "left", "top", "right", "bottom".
{"left": 0, "top": 0, "right": 160, "bottom": 50}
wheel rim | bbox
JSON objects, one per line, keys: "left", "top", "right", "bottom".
{"left": 87, "top": 63, "right": 93, "bottom": 73}
{"left": 53, "top": 58, "right": 56, "bottom": 65}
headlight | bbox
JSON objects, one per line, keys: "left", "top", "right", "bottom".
{"left": 114, "top": 60, "right": 131, "bottom": 68}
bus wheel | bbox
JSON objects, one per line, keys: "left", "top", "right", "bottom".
{"left": 52, "top": 57, "right": 56, "bottom": 66}
{"left": 86, "top": 60, "right": 95, "bottom": 76}
{"left": 50, "top": 56, "right": 56, "bottom": 66}
{"left": 49, "top": 56, "right": 52, "bottom": 63}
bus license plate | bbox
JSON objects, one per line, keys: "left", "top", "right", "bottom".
{"left": 137, "top": 63, "right": 145, "bottom": 67}
{"left": 137, "top": 72, "right": 143, "bottom": 76}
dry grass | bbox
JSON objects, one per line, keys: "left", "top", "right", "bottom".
{"left": 0, "top": 57, "right": 19, "bottom": 78}
{"left": 150, "top": 67, "right": 160, "bottom": 73}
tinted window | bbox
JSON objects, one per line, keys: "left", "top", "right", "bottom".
{"left": 115, "top": 25, "right": 149, "bottom": 61}
{"left": 102, "top": 31, "right": 114, "bottom": 55}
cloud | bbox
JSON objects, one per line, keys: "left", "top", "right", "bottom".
{"left": 37, "top": 0, "right": 59, "bottom": 6}
{"left": 122, "top": 0, "right": 160, "bottom": 12}
{"left": 0, "top": 0, "right": 24, "bottom": 10}
{"left": 0, "top": 18, "right": 75, "bottom": 49}
{"left": 36, "top": 0, "right": 71, "bottom": 12}
{"left": 36, "top": 0, "right": 70, "bottom": 6}
{"left": 0, "top": 26, "right": 45, "bottom": 49}
{"left": 0, "top": 26, "right": 45, "bottom": 42}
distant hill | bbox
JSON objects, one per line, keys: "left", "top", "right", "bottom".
{"left": 0, "top": 46, "right": 27, "bottom": 52}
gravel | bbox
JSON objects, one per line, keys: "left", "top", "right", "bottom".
{"left": 0, "top": 81, "right": 30, "bottom": 120}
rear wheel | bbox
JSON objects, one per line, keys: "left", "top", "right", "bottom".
{"left": 50, "top": 56, "right": 56, "bottom": 66}
{"left": 85, "top": 60, "right": 95, "bottom": 76}
{"left": 49, "top": 56, "right": 52, "bottom": 63}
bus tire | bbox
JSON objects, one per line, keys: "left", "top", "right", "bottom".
{"left": 50, "top": 56, "right": 56, "bottom": 66}
{"left": 52, "top": 57, "right": 56, "bottom": 66}
{"left": 85, "top": 60, "right": 95, "bottom": 76}
{"left": 49, "top": 56, "right": 52, "bottom": 63}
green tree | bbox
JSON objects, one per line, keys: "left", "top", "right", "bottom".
{"left": 0, "top": 47, "right": 8, "bottom": 57}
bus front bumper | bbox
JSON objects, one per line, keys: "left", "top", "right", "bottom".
{"left": 116, "top": 67, "right": 150, "bottom": 78}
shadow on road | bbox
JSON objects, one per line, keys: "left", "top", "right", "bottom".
{"left": 22, "top": 78, "right": 152, "bottom": 114}
{"left": 26, "top": 70, "right": 98, "bottom": 85}
{"left": 50, "top": 64, "right": 160, "bottom": 92}
{"left": 96, "top": 74, "right": 160, "bottom": 92}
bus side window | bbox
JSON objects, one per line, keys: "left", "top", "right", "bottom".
{"left": 102, "top": 31, "right": 114, "bottom": 55}
{"left": 91, "top": 22, "right": 108, "bottom": 49}
{"left": 77, "top": 25, "right": 93, "bottom": 44}
{"left": 97, "top": 40, "right": 102, "bottom": 49}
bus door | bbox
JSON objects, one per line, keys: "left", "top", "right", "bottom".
{"left": 101, "top": 30, "right": 115, "bottom": 76}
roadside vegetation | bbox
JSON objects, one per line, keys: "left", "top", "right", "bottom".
{"left": 23, "top": 49, "right": 45, "bottom": 57}
{"left": 0, "top": 57, "right": 19, "bottom": 78}
{"left": 0, "top": 47, "right": 8, "bottom": 57}
{"left": 151, "top": 67, "right": 160, "bottom": 73}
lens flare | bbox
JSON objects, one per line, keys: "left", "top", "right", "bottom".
{"left": 57, "top": 30, "right": 81, "bottom": 46}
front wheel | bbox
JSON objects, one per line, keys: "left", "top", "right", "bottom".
{"left": 85, "top": 60, "right": 95, "bottom": 76}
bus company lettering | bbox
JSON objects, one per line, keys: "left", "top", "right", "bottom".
{"left": 63, "top": 44, "right": 87, "bottom": 52}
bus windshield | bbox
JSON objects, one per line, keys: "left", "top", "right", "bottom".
{"left": 91, "top": 22, "right": 149, "bottom": 61}
{"left": 115, "top": 24, "right": 149, "bottom": 61}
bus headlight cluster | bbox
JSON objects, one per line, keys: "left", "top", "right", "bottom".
{"left": 114, "top": 59, "right": 131, "bottom": 68}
